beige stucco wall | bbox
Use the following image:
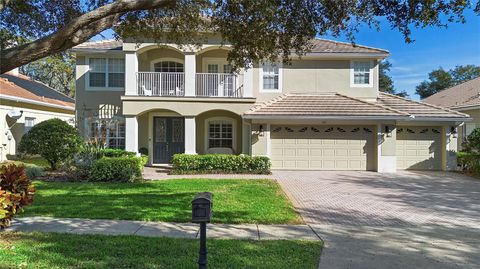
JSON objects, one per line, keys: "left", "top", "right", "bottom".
{"left": 0, "top": 101, "right": 74, "bottom": 161}
{"left": 138, "top": 48, "right": 184, "bottom": 72}
{"left": 75, "top": 55, "right": 125, "bottom": 137}
{"left": 251, "top": 123, "right": 267, "bottom": 156}
{"left": 195, "top": 110, "right": 243, "bottom": 154}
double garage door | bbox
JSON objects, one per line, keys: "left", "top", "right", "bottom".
{"left": 270, "top": 125, "right": 442, "bottom": 171}
{"left": 270, "top": 125, "right": 375, "bottom": 170}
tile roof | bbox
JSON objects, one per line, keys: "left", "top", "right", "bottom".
{"left": 244, "top": 92, "right": 470, "bottom": 120}
{"left": 422, "top": 77, "right": 480, "bottom": 109}
{"left": 244, "top": 93, "right": 408, "bottom": 119}
{"left": 0, "top": 73, "right": 75, "bottom": 110}
{"left": 308, "top": 39, "right": 389, "bottom": 55}
{"left": 376, "top": 92, "right": 469, "bottom": 119}
{"left": 71, "top": 39, "right": 123, "bottom": 52}
{"left": 72, "top": 38, "right": 388, "bottom": 55}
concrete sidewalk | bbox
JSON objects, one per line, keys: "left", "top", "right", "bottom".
{"left": 4, "top": 217, "right": 321, "bottom": 241}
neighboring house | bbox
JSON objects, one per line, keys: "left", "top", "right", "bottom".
{"left": 71, "top": 38, "right": 469, "bottom": 172}
{"left": 0, "top": 68, "right": 75, "bottom": 161}
{"left": 423, "top": 77, "right": 480, "bottom": 148}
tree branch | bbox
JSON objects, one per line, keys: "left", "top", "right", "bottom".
{"left": 1, "top": 0, "right": 175, "bottom": 73}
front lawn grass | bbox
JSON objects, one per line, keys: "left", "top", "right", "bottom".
{"left": 0, "top": 232, "right": 322, "bottom": 269}
{"left": 22, "top": 179, "right": 302, "bottom": 224}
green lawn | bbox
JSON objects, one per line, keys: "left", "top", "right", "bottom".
{"left": 22, "top": 179, "right": 302, "bottom": 224}
{"left": 0, "top": 232, "right": 322, "bottom": 269}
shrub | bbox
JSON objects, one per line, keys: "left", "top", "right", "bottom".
{"left": 0, "top": 162, "right": 43, "bottom": 180}
{"left": 18, "top": 119, "right": 83, "bottom": 170}
{"left": 171, "top": 154, "right": 271, "bottom": 174}
{"left": 0, "top": 164, "right": 36, "bottom": 228}
{"left": 89, "top": 156, "right": 146, "bottom": 182}
{"left": 100, "top": 148, "right": 136, "bottom": 158}
{"left": 73, "top": 142, "right": 105, "bottom": 180}
{"left": 457, "top": 151, "right": 480, "bottom": 175}
{"left": 463, "top": 128, "right": 480, "bottom": 153}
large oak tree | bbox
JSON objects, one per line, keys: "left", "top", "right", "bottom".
{"left": 1, "top": 0, "right": 479, "bottom": 74}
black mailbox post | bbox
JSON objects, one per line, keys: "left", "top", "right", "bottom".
{"left": 192, "top": 192, "right": 212, "bottom": 269}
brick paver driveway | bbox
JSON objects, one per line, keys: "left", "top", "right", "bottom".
{"left": 274, "top": 170, "right": 480, "bottom": 269}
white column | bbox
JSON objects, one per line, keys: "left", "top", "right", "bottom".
{"left": 243, "top": 66, "right": 253, "bottom": 98}
{"left": 184, "top": 53, "right": 196, "bottom": 97}
{"left": 184, "top": 116, "right": 197, "bottom": 154}
{"left": 125, "top": 52, "right": 138, "bottom": 95}
{"left": 125, "top": 115, "right": 138, "bottom": 154}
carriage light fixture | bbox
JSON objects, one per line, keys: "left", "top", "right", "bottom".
{"left": 450, "top": 126, "right": 458, "bottom": 138}
{"left": 384, "top": 125, "right": 392, "bottom": 137}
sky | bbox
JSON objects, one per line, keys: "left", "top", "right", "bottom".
{"left": 94, "top": 9, "right": 480, "bottom": 100}
{"left": 326, "top": 9, "right": 480, "bottom": 99}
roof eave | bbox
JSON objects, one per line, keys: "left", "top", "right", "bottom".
{"left": 0, "top": 94, "right": 75, "bottom": 111}
{"left": 242, "top": 115, "right": 407, "bottom": 120}
{"left": 404, "top": 116, "right": 472, "bottom": 122}
{"left": 69, "top": 48, "right": 124, "bottom": 54}
{"left": 301, "top": 52, "right": 389, "bottom": 59}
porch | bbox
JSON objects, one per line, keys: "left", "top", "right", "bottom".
{"left": 122, "top": 100, "right": 255, "bottom": 165}
{"left": 124, "top": 44, "right": 253, "bottom": 98}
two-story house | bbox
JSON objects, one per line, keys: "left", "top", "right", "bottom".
{"left": 72, "top": 38, "right": 469, "bottom": 172}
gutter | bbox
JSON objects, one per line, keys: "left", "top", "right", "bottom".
{"left": 0, "top": 94, "right": 75, "bottom": 111}
{"left": 242, "top": 115, "right": 409, "bottom": 120}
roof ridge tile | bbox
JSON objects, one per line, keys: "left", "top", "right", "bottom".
{"left": 336, "top": 93, "right": 409, "bottom": 116}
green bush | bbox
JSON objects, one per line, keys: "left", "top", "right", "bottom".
{"left": 171, "top": 154, "right": 271, "bottom": 174}
{"left": 457, "top": 151, "right": 480, "bottom": 175}
{"left": 100, "top": 148, "right": 137, "bottom": 158}
{"left": 463, "top": 128, "right": 480, "bottom": 153}
{"left": 0, "top": 163, "right": 36, "bottom": 228}
{"left": 18, "top": 119, "right": 83, "bottom": 170}
{"left": 89, "top": 156, "right": 146, "bottom": 182}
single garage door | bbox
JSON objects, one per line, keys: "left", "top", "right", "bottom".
{"left": 270, "top": 125, "right": 375, "bottom": 170}
{"left": 396, "top": 126, "right": 442, "bottom": 170}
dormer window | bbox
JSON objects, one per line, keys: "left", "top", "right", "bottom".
{"left": 351, "top": 60, "right": 373, "bottom": 87}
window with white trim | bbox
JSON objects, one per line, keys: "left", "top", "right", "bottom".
{"left": 352, "top": 61, "right": 372, "bottom": 86}
{"left": 89, "top": 119, "right": 125, "bottom": 149}
{"left": 262, "top": 62, "right": 280, "bottom": 90}
{"left": 24, "top": 117, "right": 36, "bottom": 133}
{"left": 89, "top": 58, "right": 125, "bottom": 88}
{"left": 208, "top": 120, "right": 233, "bottom": 149}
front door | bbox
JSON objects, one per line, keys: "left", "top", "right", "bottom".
{"left": 153, "top": 117, "right": 185, "bottom": 163}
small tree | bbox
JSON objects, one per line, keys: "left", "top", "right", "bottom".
{"left": 18, "top": 118, "right": 83, "bottom": 170}
{"left": 463, "top": 128, "right": 480, "bottom": 153}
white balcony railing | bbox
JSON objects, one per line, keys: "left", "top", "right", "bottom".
{"left": 196, "top": 73, "right": 243, "bottom": 98}
{"left": 137, "top": 72, "right": 185, "bottom": 96}
{"left": 136, "top": 72, "right": 244, "bottom": 97}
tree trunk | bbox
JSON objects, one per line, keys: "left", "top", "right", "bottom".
{"left": 1, "top": 0, "right": 175, "bottom": 73}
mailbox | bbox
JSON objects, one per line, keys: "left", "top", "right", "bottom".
{"left": 192, "top": 192, "right": 213, "bottom": 223}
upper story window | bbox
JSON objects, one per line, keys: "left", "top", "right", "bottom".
{"left": 154, "top": 61, "right": 184, "bottom": 72}
{"left": 260, "top": 62, "right": 282, "bottom": 92}
{"left": 24, "top": 117, "right": 36, "bottom": 133}
{"left": 351, "top": 61, "right": 373, "bottom": 87}
{"left": 88, "top": 58, "right": 125, "bottom": 89}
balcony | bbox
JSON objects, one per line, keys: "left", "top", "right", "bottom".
{"left": 136, "top": 72, "right": 244, "bottom": 98}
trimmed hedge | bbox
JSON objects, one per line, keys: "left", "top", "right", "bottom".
{"left": 100, "top": 148, "right": 137, "bottom": 158}
{"left": 457, "top": 151, "right": 480, "bottom": 175}
{"left": 171, "top": 154, "right": 271, "bottom": 174}
{"left": 89, "top": 156, "right": 147, "bottom": 182}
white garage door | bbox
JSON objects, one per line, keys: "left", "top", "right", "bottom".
{"left": 396, "top": 126, "right": 442, "bottom": 170}
{"left": 270, "top": 125, "right": 375, "bottom": 170}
